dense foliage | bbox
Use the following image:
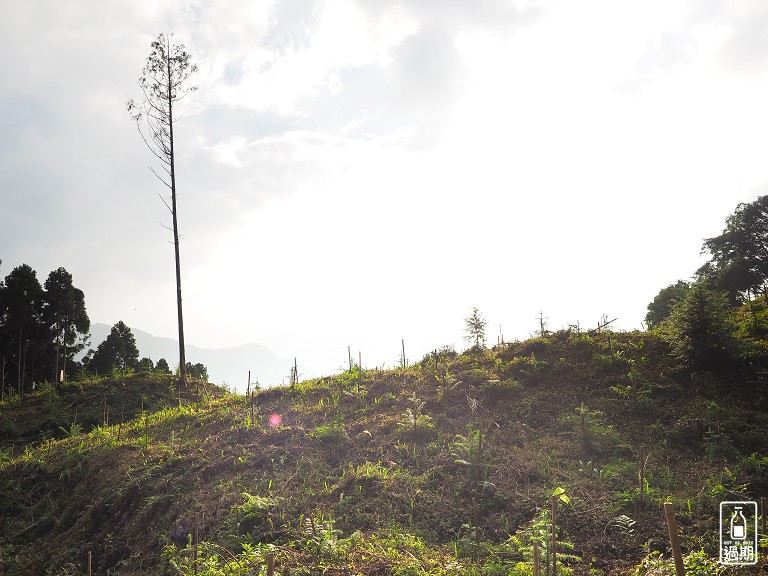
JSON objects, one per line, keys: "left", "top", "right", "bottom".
{"left": 0, "top": 262, "right": 206, "bottom": 396}
{"left": 83, "top": 320, "right": 140, "bottom": 375}
{"left": 0, "top": 261, "right": 90, "bottom": 394}
{"left": 644, "top": 280, "right": 689, "bottom": 329}
{"left": 660, "top": 283, "right": 739, "bottom": 370}
{"left": 698, "top": 194, "right": 768, "bottom": 302}
{"left": 646, "top": 195, "right": 768, "bottom": 372}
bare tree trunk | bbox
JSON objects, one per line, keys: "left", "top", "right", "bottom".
{"left": 168, "top": 50, "right": 187, "bottom": 389}
{"left": 130, "top": 34, "right": 196, "bottom": 389}
{"left": 62, "top": 340, "right": 68, "bottom": 383}
{"left": 22, "top": 337, "right": 29, "bottom": 394}
{"left": 16, "top": 326, "right": 22, "bottom": 396}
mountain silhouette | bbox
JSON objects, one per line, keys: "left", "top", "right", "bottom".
{"left": 81, "top": 323, "right": 307, "bottom": 392}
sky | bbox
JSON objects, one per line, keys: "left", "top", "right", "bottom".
{"left": 3, "top": 0, "right": 768, "bottom": 384}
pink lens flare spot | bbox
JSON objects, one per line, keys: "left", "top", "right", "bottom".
{"left": 268, "top": 413, "right": 282, "bottom": 428}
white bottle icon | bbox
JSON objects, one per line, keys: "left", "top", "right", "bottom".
{"left": 730, "top": 506, "right": 746, "bottom": 540}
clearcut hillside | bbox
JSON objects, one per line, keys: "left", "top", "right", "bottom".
{"left": 1, "top": 328, "right": 767, "bottom": 575}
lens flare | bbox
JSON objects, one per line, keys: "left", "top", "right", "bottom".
{"left": 268, "top": 413, "right": 282, "bottom": 428}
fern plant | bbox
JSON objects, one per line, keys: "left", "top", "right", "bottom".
{"left": 300, "top": 513, "right": 345, "bottom": 560}
{"left": 451, "top": 426, "right": 492, "bottom": 488}
{"left": 399, "top": 393, "right": 434, "bottom": 440}
{"left": 58, "top": 421, "right": 82, "bottom": 438}
{"left": 450, "top": 426, "right": 496, "bottom": 557}
{"left": 502, "top": 506, "right": 581, "bottom": 576}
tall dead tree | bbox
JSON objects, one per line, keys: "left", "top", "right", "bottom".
{"left": 127, "top": 33, "right": 198, "bottom": 387}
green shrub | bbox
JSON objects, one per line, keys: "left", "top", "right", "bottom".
{"left": 633, "top": 550, "right": 723, "bottom": 576}
{"left": 161, "top": 540, "right": 263, "bottom": 575}
{"left": 233, "top": 493, "right": 281, "bottom": 538}
{"left": 313, "top": 423, "right": 348, "bottom": 443}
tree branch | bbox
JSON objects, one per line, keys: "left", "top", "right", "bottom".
{"left": 148, "top": 167, "right": 172, "bottom": 191}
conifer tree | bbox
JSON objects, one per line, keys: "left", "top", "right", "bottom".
{"left": 464, "top": 307, "right": 487, "bottom": 348}
{"left": 87, "top": 321, "right": 140, "bottom": 375}
{"left": 43, "top": 267, "right": 89, "bottom": 383}
{"left": 0, "top": 264, "right": 46, "bottom": 393}
{"left": 663, "top": 282, "right": 737, "bottom": 369}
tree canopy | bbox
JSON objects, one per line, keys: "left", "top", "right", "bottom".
{"left": 699, "top": 194, "right": 768, "bottom": 300}
{"left": 43, "top": 267, "right": 90, "bottom": 382}
{"left": 186, "top": 362, "right": 208, "bottom": 381}
{"left": 155, "top": 358, "right": 171, "bottom": 374}
{"left": 642, "top": 195, "right": 768, "bottom": 371}
{"left": 0, "top": 264, "right": 46, "bottom": 393}
{"left": 0, "top": 260, "right": 211, "bottom": 393}
{"left": 0, "top": 263, "right": 90, "bottom": 393}
{"left": 85, "top": 321, "right": 140, "bottom": 375}
{"left": 645, "top": 281, "right": 690, "bottom": 329}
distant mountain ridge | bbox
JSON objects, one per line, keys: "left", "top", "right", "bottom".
{"left": 82, "top": 323, "right": 305, "bottom": 392}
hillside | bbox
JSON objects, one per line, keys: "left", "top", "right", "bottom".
{"left": 1, "top": 329, "right": 767, "bottom": 575}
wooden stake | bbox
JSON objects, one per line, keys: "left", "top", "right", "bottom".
{"left": 117, "top": 405, "right": 125, "bottom": 442}
{"left": 267, "top": 550, "right": 275, "bottom": 576}
{"left": 638, "top": 445, "right": 646, "bottom": 506}
{"left": 87, "top": 550, "right": 92, "bottom": 576}
{"left": 348, "top": 346, "right": 352, "bottom": 372}
{"left": 247, "top": 370, "right": 251, "bottom": 395}
{"left": 194, "top": 512, "right": 200, "bottom": 575}
{"left": 471, "top": 496, "right": 479, "bottom": 560}
{"left": 551, "top": 495, "right": 557, "bottom": 576}
{"left": 358, "top": 351, "right": 362, "bottom": 394}
{"left": 663, "top": 502, "right": 684, "bottom": 576}
{"left": 533, "top": 540, "right": 540, "bottom": 576}
{"left": 402, "top": 339, "right": 406, "bottom": 367}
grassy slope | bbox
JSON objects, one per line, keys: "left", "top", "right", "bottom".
{"left": 0, "top": 330, "right": 767, "bottom": 575}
